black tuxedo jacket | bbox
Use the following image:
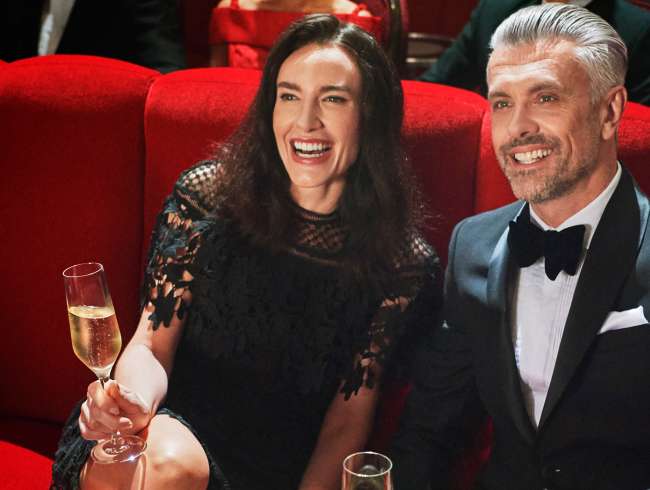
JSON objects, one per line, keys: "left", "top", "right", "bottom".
{"left": 418, "top": 0, "right": 650, "bottom": 106}
{"left": 0, "top": 0, "right": 186, "bottom": 73}
{"left": 392, "top": 167, "right": 650, "bottom": 490}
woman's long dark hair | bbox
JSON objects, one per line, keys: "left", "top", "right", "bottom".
{"left": 214, "top": 14, "right": 424, "bottom": 282}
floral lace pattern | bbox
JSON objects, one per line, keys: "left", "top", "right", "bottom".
{"left": 142, "top": 161, "right": 439, "bottom": 398}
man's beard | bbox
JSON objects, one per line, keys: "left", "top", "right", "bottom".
{"left": 498, "top": 132, "right": 600, "bottom": 204}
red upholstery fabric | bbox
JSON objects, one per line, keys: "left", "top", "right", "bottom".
{"left": 618, "top": 102, "right": 650, "bottom": 191}
{"left": 402, "top": 80, "right": 487, "bottom": 263}
{"left": 0, "top": 418, "right": 61, "bottom": 459}
{"left": 143, "top": 68, "right": 261, "bottom": 247}
{"left": 0, "top": 442, "right": 53, "bottom": 489}
{"left": 474, "top": 101, "right": 650, "bottom": 213}
{"left": 0, "top": 56, "right": 158, "bottom": 441}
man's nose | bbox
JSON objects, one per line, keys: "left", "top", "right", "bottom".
{"left": 507, "top": 105, "right": 539, "bottom": 139}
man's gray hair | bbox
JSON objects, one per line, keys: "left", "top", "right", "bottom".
{"left": 489, "top": 3, "right": 627, "bottom": 102}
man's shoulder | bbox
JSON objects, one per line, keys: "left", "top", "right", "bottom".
{"left": 450, "top": 201, "right": 522, "bottom": 252}
{"left": 456, "top": 201, "right": 523, "bottom": 236}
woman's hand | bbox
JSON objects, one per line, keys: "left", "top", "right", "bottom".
{"left": 79, "top": 380, "right": 151, "bottom": 441}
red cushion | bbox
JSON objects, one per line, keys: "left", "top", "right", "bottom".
{"left": 402, "top": 81, "right": 487, "bottom": 263}
{"left": 143, "top": 67, "right": 261, "bottom": 248}
{"left": 0, "top": 55, "right": 159, "bottom": 426}
{"left": 0, "top": 441, "right": 53, "bottom": 489}
{"left": 475, "top": 101, "right": 650, "bottom": 214}
{"left": 619, "top": 102, "right": 650, "bottom": 190}
{"left": 0, "top": 418, "right": 62, "bottom": 459}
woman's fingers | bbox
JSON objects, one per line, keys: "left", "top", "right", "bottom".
{"left": 105, "top": 380, "right": 150, "bottom": 416}
{"left": 79, "top": 381, "right": 135, "bottom": 440}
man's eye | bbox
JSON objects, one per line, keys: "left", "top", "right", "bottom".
{"left": 539, "top": 94, "right": 556, "bottom": 103}
{"left": 324, "top": 95, "right": 346, "bottom": 103}
{"left": 492, "top": 100, "right": 510, "bottom": 110}
{"left": 279, "top": 93, "right": 297, "bottom": 101}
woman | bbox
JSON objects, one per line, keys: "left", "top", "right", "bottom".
{"left": 209, "top": 0, "right": 381, "bottom": 68}
{"left": 52, "top": 14, "right": 440, "bottom": 490}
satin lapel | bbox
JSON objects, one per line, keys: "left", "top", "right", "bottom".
{"left": 539, "top": 169, "right": 645, "bottom": 429}
{"left": 487, "top": 205, "right": 536, "bottom": 444}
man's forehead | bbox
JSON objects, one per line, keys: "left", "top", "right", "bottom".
{"left": 487, "top": 39, "right": 583, "bottom": 91}
{"left": 488, "top": 39, "right": 577, "bottom": 70}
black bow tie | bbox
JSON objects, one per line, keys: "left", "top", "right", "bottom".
{"left": 507, "top": 207, "right": 586, "bottom": 281}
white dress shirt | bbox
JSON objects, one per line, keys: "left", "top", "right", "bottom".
{"left": 38, "top": 0, "right": 77, "bottom": 56}
{"left": 510, "top": 163, "right": 621, "bottom": 428}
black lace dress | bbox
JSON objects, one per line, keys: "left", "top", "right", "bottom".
{"left": 52, "top": 161, "right": 441, "bottom": 490}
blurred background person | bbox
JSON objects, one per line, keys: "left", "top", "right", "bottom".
{"left": 209, "top": 0, "right": 381, "bottom": 68}
{"left": 1, "top": 0, "right": 186, "bottom": 73}
{"left": 417, "top": 0, "right": 650, "bottom": 105}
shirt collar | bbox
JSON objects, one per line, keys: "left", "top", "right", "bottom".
{"left": 529, "top": 162, "right": 621, "bottom": 249}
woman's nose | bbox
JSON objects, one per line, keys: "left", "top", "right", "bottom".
{"left": 295, "top": 101, "right": 323, "bottom": 131}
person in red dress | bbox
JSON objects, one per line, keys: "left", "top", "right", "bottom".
{"left": 209, "top": 0, "right": 382, "bottom": 68}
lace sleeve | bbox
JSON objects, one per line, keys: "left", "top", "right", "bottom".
{"left": 141, "top": 162, "right": 218, "bottom": 329}
{"left": 340, "top": 232, "right": 443, "bottom": 399}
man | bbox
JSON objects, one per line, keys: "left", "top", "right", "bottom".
{"left": 0, "top": 0, "right": 186, "bottom": 73}
{"left": 419, "top": 0, "right": 650, "bottom": 106}
{"left": 392, "top": 4, "right": 650, "bottom": 490}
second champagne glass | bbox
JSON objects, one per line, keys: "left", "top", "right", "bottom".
{"left": 63, "top": 262, "right": 146, "bottom": 464}
{"left": 342, "top": 451, "right": 393, "bottom": 490}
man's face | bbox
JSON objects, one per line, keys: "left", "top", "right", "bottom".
{"left": 487, "top": 40, "right": 604, "bottom": 205}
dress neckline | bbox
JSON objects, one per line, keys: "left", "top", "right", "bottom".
{"left": 290, "top": 199, "right": 340, "bottom": 224}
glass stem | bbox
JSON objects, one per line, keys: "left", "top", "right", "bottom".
{"left": 98, "top": 376, "right": 121, "bottom": 446}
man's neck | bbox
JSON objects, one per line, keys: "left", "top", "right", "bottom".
{"left": 531, "top": 161, "right": 618, "bottom": 228}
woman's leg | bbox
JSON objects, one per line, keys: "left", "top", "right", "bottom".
{"left": 80, "top": 414, "right": 210, "bottom": 490}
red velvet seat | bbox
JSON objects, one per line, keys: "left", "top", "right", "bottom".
{"left": 0, "top": 55, "right": 159, "bottom": 481}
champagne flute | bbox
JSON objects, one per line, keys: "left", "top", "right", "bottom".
{"left": 342, "top": 451, "right": 393, "bottom": 490}
{"left": 63, "top": 262, "right": 146, "bottom": 464}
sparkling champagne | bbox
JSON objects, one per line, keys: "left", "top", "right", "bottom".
{"left": 68, "top": 305, "right": 122, "bottom": 379}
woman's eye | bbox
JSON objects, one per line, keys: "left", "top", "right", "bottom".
{"left": 279, "top": 93, "right": 297, "bottom": 101}
{"left": 492, "top": 100, "right": 510, "bottom": 110}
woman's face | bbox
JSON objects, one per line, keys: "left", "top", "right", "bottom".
{"left": 273, "top": 43, "right": 362, "bottom": 213}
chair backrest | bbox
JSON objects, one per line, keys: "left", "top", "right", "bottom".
{"left": 0, "top": 55, "right": 159, "bottom": 424}
{"left": 362, "top": 0, "right": 409, "bottom": 72}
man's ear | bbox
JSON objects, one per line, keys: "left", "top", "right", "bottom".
{"left": 600, "top": 85, "right": 627, "bottom": 141}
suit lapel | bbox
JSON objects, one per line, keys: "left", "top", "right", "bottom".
{"left": 539, "top": 168, "right": 646, "bottom": 429}
{"left": 487, "top": 207, "right": 536, "bottom": 444}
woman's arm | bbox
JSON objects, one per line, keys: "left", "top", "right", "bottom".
{"left": 113, "top": 293, "right": 188, "bottom": 427}
{"left": 79, "top": 300, "right": 188, "bottom": 440}
{"left": 299, "top": 382, "right": 380, "bottom": 490}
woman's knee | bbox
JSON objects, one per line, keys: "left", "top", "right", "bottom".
{"left": 81, "top": 414, "right": 209, "bottom": 490}
{"left": 143, "top": 414, "right": 210, "bottom": 489}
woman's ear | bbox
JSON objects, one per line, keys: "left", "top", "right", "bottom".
{"left": 600, "top": 85, "right": 627, "bottom": 141}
